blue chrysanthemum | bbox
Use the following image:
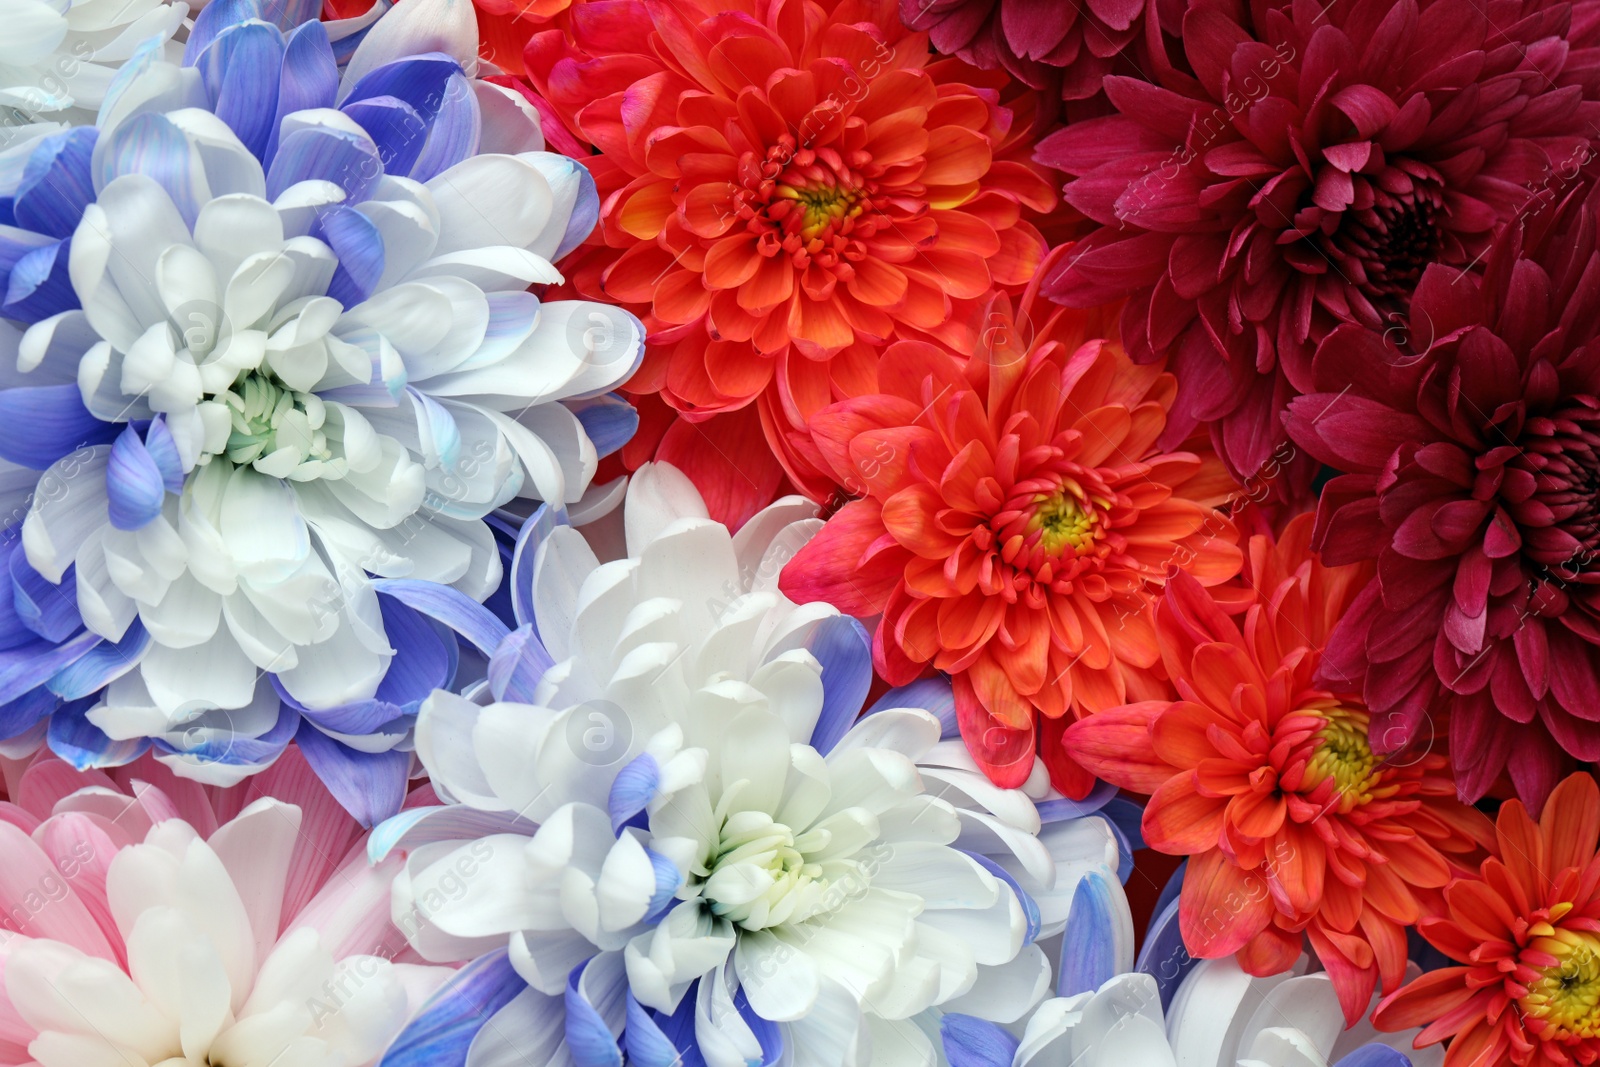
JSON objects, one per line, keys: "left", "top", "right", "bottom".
{"left": 0, "top": 0, "right": 643, "bottom": 823}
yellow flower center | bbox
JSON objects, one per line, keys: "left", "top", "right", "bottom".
{"left": 777, "top": 181, "right": 865, "bottom": 241}
{"left": 1029, "top": 489, "right": 1099, "bottom": 554}
{"left": 1301, "top": 707, "right": 1382, "bottom": 810}
{"left": 1522, "top": 927, "right": 1600, "bottom": 1039}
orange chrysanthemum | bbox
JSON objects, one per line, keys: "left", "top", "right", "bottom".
{"left": 524, "top": 0, "right": 1056, "bottom": 523}
{"left": 1067, "top": 515, "right": 1494, "bottom": 1024}
{"left": 1375, "top": 773, "right": 1600, "bottom": 1067}
{"left": 778, "top": 276, "right": 1241, "bottom": 795}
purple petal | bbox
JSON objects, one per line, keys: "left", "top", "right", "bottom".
{"left": 47, "top": 697, "right": 149, "bottom": 769}
{"left": 107, "top": 425, "right": 166, "bottom": 531}
{"left": 803, "top": 614, "right": 871, "bottom": 755}
{"left": 566, "top": 394, "right": 638, "bottom": 460}
{"left": 372, "top": 579, "right": 510, "bottom": 655}
{"left": 867, "top": 676, "right": 957, "bottom": 738}
{"left": 47, "top": 620, "right": 147, "bottom": 700}
{"left": 195, "top": 21, "right": 285, "bottom": 159}
{"left": 940, "top": 1015, "right": 1019, "bottom": 1067}
{"left": 378, "top": 949, "right": 526, "bottom": 1067}
{"left": 486, "top": 623, "right": 553, "bottom": 704}
{"left": 0, "top": 385, "right": 117, "bottom": 469}
{"left": 11, "top": 551, "right": 80, "bottom": 643}
{"left": 267, "top": 20, "right": 340, "bottom": 165}
{"left": 341, "top": 95, "right": 428, "bottom": 176}
{"left": 294, "top": 719, "right": 409, "bottom": 827}
{"left": 408, "top": 71, "right": 479, "bottom": 183}
{"left": 318, "top": 204, "right": 385, "bottom": 306}
{"left": 143, "top": 418, "right": 185, "bottom": 493}
{"left": 1058, "top": 869, "right": 1120, "bottom": 997}
{"left": 3, "top": 239, "right": 78, "bottom": 324}
{"left": 13, "top": 128, "right": 97, "bottom": 239}
{"left": 266, "top": 125, "right": 382, "bottom": 203}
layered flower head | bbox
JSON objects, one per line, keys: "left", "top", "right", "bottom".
{"left": 0, "top": 0, "right": 643, "bottom": 803}
{"left": 371, "top": 464, "right": 1129, "bottom": 1067}
{"left": 1038, "top": 0, "right": 1600, "bottom": 485}
{"left": 1285, "top": 179, "right": 1600, "bottom": 811}
{"left": 780, "top": 283, "right": 1241, "bottom": 795}
{"left": 523, "top": 0, "right": 1056, "bottom": 514}
{"left": 1374, "top": 773, "right": 1600, "bottom": 1067}
{"left": 898, "top": 0, "right": 1159, "bottom": 103}
{"left": 1067, "top": 515, "right": 1492, "bottom": 1023}
{"left": 0, "top": 748, "right": 449, "bottom": 1067}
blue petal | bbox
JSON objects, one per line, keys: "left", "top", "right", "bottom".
{"left": 644, "top": 847, "right": 682, "bottom": 923}
{"left": 47, "top": 697, "right": 148, "bottom": 769}
{"left": 1094, "top": 806, "right": 1138, "bottom": 884}
{"left": 47, "top": 620, "right": 147, "bottom": 700}
{"left": 867, "top": 676, "right": 956, "bottom": 738}
{"left": 368, "top": 804, "right": 539, "bottom": 864}
{"left": 623, "top": 996, "right": 681, "bottom": 1067}
{"left": 508, "top": 502, "right": 564, "bottom": 630}
{"left": 373, "top": 579, "right": 510, "bottom": 656}
{"left": 1134, "top": 889, "right": 1194, "bottom": 1012}
{"left": 266, "top": 125, "right": 383, "bottom": 204}
{"left": 607, "top": 752, "right": 658, "bottom": 834}
{"left": 3, "top": 239, "right": 78, "bottom": 324}
{"left": 486, "top": 623, "right": 553, "bottom": 704}
{"left": 11, "top": 552, "right": 80, "bottom": 642}
{"left": 374, "top": 596, "right": 453, "bottom": 707}
{"left": 195, "top": 21, "right": 285, "bottom": 159}
{"left": 804, "top": 614, "right": 871, "bottom": 755}
{"left": 13, "top": 128, "right": 97, "bottom": 239}
{"left": 733, "top": 986, "right": 783, "bottom": 1066}
{"left": 0, "top": 629, "right": 101, "bottom": 705}
{"left": 290, "top": 696, "right": 407, "bottom": 735}
{"left": 318, "top": 204, "right": 385, "bottom": 306}
{"left": 565, "top": 394, "right": 637, "bottom": 460}
{"left": 965, "top": 851, "right": 1040, "bottom": 946}
{"left": 1102, "top": 796, "right": 1146, "bottom": 851}
{"left": 1334, "top": 1049, "right": 1414, "bottom": 1067}
{"left": 939, "top": 1014, "right": 1019, "bottom": 1067}
{"left": 554, "top": 161, "right": 599, "bottom": 261}
{"left": 1035, "top": 776, "right": 1119, "bottom": 823}
{"left": 183, "top": 0, "right": 262, "bottom": 66}
{"left": 565, "top": 962, "right": 623, "bottom": 1067}
{"left": 0, "top": 536, "right": 36, "bottom": 651}
{"left": 0, "top": 686, "right": 58, "bottom": 742}
{"left": 342, "top": 53, "right": 460, "bottom": 115}
{"left": 0, "top": 227, "right": 53, "bottom": 301}
{"left": 294, "top": 719, "right": 409, "bottom": 827}
{"left": 94, "top": 115, "right": 200, "bottom": 225}
{"left": 107, "top": 426, "right": 166, "bottom": 531}
{"left": 408, "top": 71, "right": 479, "bottom": 183}
{"left": 647, "top": 988, "right": 708, "bottom": 1067}
{"left": 1058, "top": 869, "right": 1119, "bottom": 997}
{"left": 261, "top": 0, "right": 318, "bottom": 30}
{"left": 143, "top": 418, "right": 185, "bottom": 493}
{"left": 341, "top": 95, "right": 428, "bottom": 176}
{"left": 267, "top": 20, "right": 340, "bottom": 162}
{"left": 378, "top": 949, "right": 526, "bottom": 1067}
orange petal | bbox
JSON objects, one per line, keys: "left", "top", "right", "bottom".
{"left": 1178, "top": 848, "right": 1275, "bottom": 958}
{"left": 1144, "top": 774, "right": 1227, "bottom": 855}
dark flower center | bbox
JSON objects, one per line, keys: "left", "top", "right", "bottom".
{"left": 1521, "top": 399, "right": 1600, "bottom": 574}
{"left": 1320, "top": 176, "right": 1448, "bottom": 308}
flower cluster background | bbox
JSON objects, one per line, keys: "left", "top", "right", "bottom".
{"left": 0, "top": 0, "right": 1596, "bottom": 1064}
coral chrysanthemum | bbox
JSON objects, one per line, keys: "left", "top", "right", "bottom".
{"left": 523, "top": 0, "right": 1057, "bottom": 523}
{"left": 1065, "top": 515, "right": 1493, "bottom": 1024}
{"left": 778, "top": 280, "right": 1242, "bottom": 795}
{"left": 1285, "top": 181, "right": 1600, "bottom": 812}
{"left": 1373, "top": 772, "right": 1600, "bottom": 1067}
{"left": 1036, "top": 0, "right": 1600, "bottom": 487}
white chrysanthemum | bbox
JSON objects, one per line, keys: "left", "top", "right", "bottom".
{"left": 943, "top": 958, "right": 1443, "bottom": 1067}
{"left": 9, "top": 8, "right": 641, "bottom": 744}
{"left": 371, "top": 464, "right": 1129, "bottom": 1067}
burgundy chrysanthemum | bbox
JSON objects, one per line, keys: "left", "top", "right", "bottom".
{"left": 1037, "top": 0, "right": 1600, "bottom": 489}
{"left": 899, "top": 0, "right": 1172, "bottom": 103}
{"left": 1284, "top": 180, "right": 1600, "bottom": 814}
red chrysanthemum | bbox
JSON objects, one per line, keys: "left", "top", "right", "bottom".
{"left": 523, "top": 0, "right": 1057, "bottom": 525}
{"left": 1285, "top": 179, "right": 1600, "bottom": 814}
{"left": 778, "top": 274, "right": 1243, "bottom": 795}
{"left": 1374, "top": 773, "right": 1600, "bottom": 1066}
{"left": 898, "top": 0, "right": 1172, "bottom": 104}
{"left": 1067, "top": 514, "right": 1493, "bottom": 1024}
{"left": 1035, "top": 0, "right": 1600, "bottom": 488}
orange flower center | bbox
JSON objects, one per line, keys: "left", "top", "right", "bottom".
{"left": 1298, "top": 706, "right": 1383, "bottom": 812}
{"left": 735, "top": 138, "right": 888, "bottom": 271}
{"left": 1522, "top": 921, "right": 1600, "bottom": 1039}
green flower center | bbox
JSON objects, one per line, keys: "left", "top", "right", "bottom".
{"left": 1030, "top": 490, "right": 1098, "bottom": 554}
{"left": 1522, "top": 924, "right": 1600, "bottom": 1039}
{"left": 221, "top": 371, "right": 335, "bottom": 474}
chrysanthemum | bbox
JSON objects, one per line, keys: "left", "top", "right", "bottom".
{"left": 363, "top": 463, "right": 1134, "bottom": 1067}
{"left": 898, "top": 0, "right": 1165, "bottom": 104}
{"left": 1284, "top": 181, "right": 1600, "bottom": 812}
{"left": 1037, "top": 0, "right": 1600, "bottom": 486}
{"left": 1373, "top": 773, "right": 1600, "bottom": 1067}
{"left": 778, "top": 283, "right": 1241, "bottom": 795}
{"left": 0, "top": 0, "right": 643, "bottom": 810}
{"left": 522, "top": 0, "right": 1056, "bottom": 523}
{"left": 942, "top": 956, "right": 1443, "bottom": 1066}
{"left": 1066, "top": 515, "right": 1492, "bottom": 1023}
{"left": 0, "top": 747, "right": 452, "bottom": 1067}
